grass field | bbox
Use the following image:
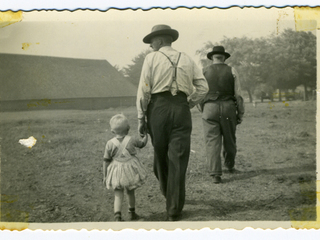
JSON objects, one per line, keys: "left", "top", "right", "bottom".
{"left": 0, "top": 100, "right": 316, "bottom": 222}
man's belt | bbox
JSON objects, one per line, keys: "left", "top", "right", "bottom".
{"left": 151, "top": 91, "right": 187, "bottom": 98}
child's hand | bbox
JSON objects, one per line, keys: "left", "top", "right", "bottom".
{"left": 142, "top": 133, "right": 148, "bottom": 145}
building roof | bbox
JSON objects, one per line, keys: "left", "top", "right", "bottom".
{"left": 0, "top": 53, "right": 137, "bottom": 101}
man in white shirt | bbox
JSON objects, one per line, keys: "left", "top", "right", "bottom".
{"left": 136, "top": 24, "right": 208, "bottom": 221}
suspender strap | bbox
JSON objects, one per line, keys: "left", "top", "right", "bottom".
{"left": 111, "top": 136, "right": 131, "bottom": 158}
{"left": 173, "top": 53, "right": 181, "bottom": 82}
{"left": 159, "top": 51, "right": 182, "bottom": 91}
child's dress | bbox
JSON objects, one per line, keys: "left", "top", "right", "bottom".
{"left": 104, "top": 135, "right": 147, "bottom": 190}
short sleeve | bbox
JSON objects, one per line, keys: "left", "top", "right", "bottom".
{"left": 103, "top": 141, "right": 114, "bottom": 161}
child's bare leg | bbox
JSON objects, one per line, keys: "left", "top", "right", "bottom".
{"left": 127, "top": 189, "right": 135, "bottom": 209}
{"left": 114, "top": 189, "right": 124, "bottom": 221}
{"left": 127, "top": 189, "right": 139, "bottom": 220}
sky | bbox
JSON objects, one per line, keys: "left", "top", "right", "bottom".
{"left": 0, "top": 7, "right": 297, "bottom": 69}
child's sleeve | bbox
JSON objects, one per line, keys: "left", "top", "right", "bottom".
{"left": 103, "top": 141, "right": 113, "bottom": 163}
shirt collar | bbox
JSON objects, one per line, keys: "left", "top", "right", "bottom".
{"left": 159, "top": 46, "right": 173, "bottom": 52}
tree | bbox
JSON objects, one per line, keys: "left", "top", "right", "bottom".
{"left": 256, "top": 29, "right": 316, "bottom": 101}
{"left": 113, "top": 64, "right": 126, "bottom": 77}
{"left": 122, "top": 49, "right": 152, "bottom": 86}
{"left": 273, "top": 29, "right": 316, "bottom": 100}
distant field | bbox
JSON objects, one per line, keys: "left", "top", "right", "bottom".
{"left": 0, "top": 100, "right": 316, "bottom": 222}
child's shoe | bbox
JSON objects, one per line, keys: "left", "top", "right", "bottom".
{"left": 114, "top": 212, "right": 122, "bottom": 221}
{"left": 128, "top": 208, "right": 140, "bottom": 220}
{"left": 128, "top": 212, "right": 140, "bottom": 220}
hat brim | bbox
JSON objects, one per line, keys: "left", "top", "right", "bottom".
{"left": 207, "top": 51, "right": 231, "bottom": 60}
{"left": 143, "top": 29, "right": 179, "bottom": 43}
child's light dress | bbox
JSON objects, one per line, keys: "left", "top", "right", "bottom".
{"left": 104, "top": 135, "right": 147, "bottom": 190}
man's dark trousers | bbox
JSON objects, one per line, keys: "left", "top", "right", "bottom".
{"left": 147, "top": 91, "right": 192, "bottom": 218}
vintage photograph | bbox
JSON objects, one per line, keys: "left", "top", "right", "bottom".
{"left": 0, "top": 7, "right": 317, "bottom": 230}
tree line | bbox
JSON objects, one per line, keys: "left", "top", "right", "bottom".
{"left": 117, "top": 29, "right": 316, "bottom": 102}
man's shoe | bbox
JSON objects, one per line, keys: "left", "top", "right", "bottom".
{"left": 228, "top": 168, "right": 240, "bottom": 174}
{"left": 166, "top": 215, "right": 181, "bottom": 221}
{"left": 213, "top": 176, "right": 222, "bottom": 184}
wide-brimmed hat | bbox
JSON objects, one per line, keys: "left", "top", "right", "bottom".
{"left": 143, "top": 24, "right": 179, "bottom": 44}
{"left": 207, "top": 46, "right": 231, "bottom": 60}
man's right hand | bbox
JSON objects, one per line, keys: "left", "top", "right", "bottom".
{"left": 103, "top": 177, "right": 106, "bottom": 186}
{"left": 237, "top": 114, "right": 243, "bottom": 125}
{"left": 138, "top": 118, "right": 147, "bottom": 137}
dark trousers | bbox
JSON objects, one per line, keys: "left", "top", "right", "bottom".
{"left": 202, "top": 100, "right": 237, "bottom": 176}
{"left": 147, "top": 91, "right": 192, "bottom": 217}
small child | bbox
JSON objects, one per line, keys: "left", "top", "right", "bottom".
{"left": 103, "top": 113, "right": 148, "bottom": 221}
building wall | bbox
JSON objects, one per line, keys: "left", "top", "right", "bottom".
{"left": 0, "top": 97, "right": 136, "bottom": 112}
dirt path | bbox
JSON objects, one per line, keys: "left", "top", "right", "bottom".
{"left": 0, "top": 101, "right": 316, "bottom": 222}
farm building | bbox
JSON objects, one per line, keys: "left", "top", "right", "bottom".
{"left": 0, "top": 53, "right": 137, "bottom": 111}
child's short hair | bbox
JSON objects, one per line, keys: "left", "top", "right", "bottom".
{"left": 110, "top": 114, "right": 130, "bottom": 136}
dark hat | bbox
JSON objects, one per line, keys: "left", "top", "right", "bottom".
{"left": 207, "top": 46, "right": 231, "bottom": 60}
{"left": 143, "top": 24, "right": 179, "bottom": 44}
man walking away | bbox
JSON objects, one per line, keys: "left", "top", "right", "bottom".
{"left": 200, "top": 46, "right": 244, "bottom": 184}
{"left": 136, "top": 24, "right": 209, "bottom": 221}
